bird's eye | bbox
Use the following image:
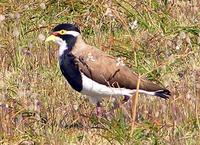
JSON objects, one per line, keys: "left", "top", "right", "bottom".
{"left": 60, "top": 30, "right": 65, "bottom": 35}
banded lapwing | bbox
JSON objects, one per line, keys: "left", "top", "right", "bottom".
{"left": 46, "top": 23, "right": 170, "bottom": 115}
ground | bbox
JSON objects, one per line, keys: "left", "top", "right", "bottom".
{"left": 0, "top": 0, "right": 200, "bottom": 144}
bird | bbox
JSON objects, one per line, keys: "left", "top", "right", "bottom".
{"left": 45, "top": 23, "right": 171, "bottom": 115}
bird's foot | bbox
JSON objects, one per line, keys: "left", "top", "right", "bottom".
{"left": 93, "top": 102, "right": 105, "bottom": 117}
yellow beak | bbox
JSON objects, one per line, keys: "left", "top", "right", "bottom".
{"left": 45, "top": 35, "right": 57, "bottom": 42}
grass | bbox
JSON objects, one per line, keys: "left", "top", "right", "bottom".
{"left": 0, "top": 0, "right": 200, "bottom": 144}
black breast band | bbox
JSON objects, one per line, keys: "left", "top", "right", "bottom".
{"left": 59, "top": 52, "right": 83, "bottom": 92}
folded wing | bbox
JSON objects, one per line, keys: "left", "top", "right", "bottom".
{"left": 74, "top": 47, "right": 167, "bottom": 94}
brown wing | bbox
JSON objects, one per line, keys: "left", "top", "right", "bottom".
{"left": 73, "top": 46, "right": 164, "bottom": 91}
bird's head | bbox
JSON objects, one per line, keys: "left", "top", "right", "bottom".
{"left": 46, "top": 23, "right": 81, "bottom": 54}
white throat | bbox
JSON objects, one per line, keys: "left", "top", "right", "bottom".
{"left": 59, "top": 41, "right": 68, "bottom": 56}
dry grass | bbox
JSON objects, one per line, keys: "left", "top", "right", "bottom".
{"left": 0, "top": 0, "right": 200, "bottom": 144}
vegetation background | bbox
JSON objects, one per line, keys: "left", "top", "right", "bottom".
{"left": 0, "top": 0, "right": 200, "bottom": 144}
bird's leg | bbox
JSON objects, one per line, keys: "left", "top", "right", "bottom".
{"left": 96, "top": 102, "right": 102, "bottom": 116}
{"left": 123, "top": 95, "right": 130, "bottom": 102}
{"left": 113, "top": 95, "right": 130, "bottom": 110}
{"left": 107, "top": 95, "right": 130, "bottom": 115}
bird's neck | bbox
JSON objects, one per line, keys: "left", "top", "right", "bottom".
{"left": 59, "top": 35, "right": 78, "bottom": 56}
{"left": 59, "top": 35, "right": 87, "bottom": 59}
{"left": 71, "top": 36, "right": 88, "bottom": 54}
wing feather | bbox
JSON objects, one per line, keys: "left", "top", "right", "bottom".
{"left": 73, "top": 46, "right": 165, "bottom": 91}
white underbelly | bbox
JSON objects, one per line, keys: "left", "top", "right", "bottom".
{"left": 80, "top": 73, "right": 134, "bottom": 97}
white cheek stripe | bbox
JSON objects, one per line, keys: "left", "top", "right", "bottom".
{"left": 66, "top": 31, "right": 80, "bottom": 37}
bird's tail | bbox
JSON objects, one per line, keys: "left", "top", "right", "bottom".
{"left": 154, "top": 89, "right": 171, "bottom": 99}
{"left": 126, "top": 88, "right": 171, "bottom": 99}
{"left": 138, "top": 78, "right": 171, "bottom": 99}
